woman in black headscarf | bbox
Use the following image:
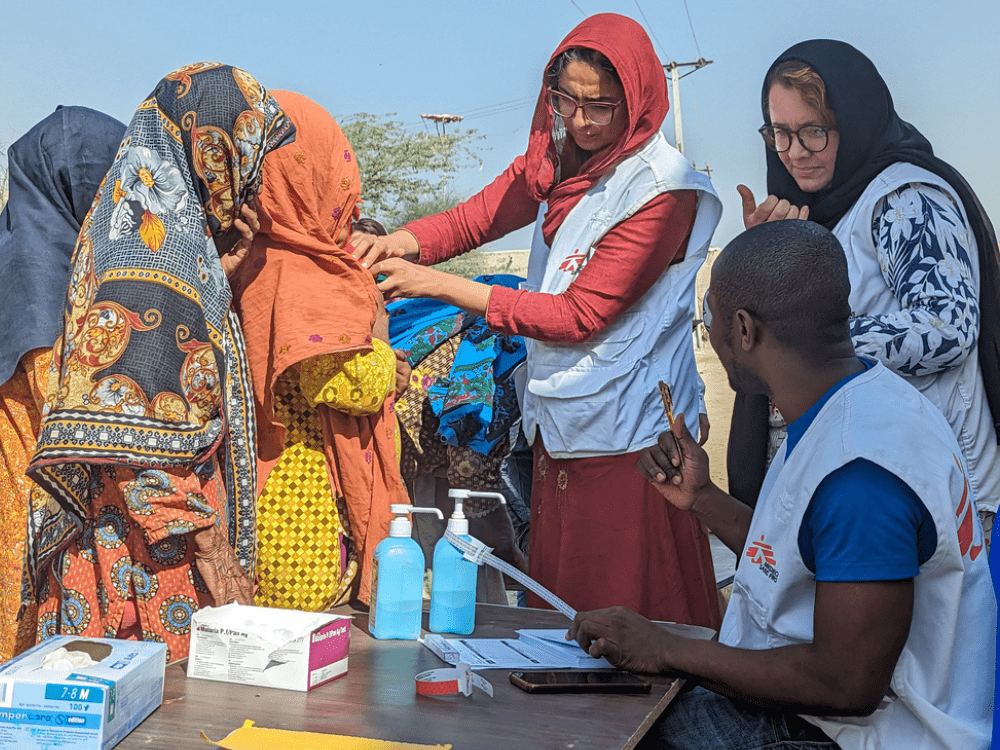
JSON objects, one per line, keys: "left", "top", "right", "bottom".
{"left": 0, "top": 106, "right": 125, "bottom": 661}
{"left": 729, "top": 40, "right": 1000, "bottom": 537}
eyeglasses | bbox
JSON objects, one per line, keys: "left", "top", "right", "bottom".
{"left": 758, "top": 124, "right": 835, "bottom": 154}
{"left": 547, "top": 88, "right": 624, "bottom": 126}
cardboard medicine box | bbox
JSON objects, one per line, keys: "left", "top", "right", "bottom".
{"left": 188, "top": 602, "right": 350, "bottom": 692}
{"left": 0, "top": 635, "right": 167, "bottom": 750}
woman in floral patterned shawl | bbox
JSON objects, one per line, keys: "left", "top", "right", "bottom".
{"left": 27, "top": 63, "right": 294, "bottom": 660}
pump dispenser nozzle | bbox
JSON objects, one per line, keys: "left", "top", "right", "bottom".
{"left": 388, "top": 504, "right": 444, "bottom": 538}
{"left": 445, "top": 490, "right": 506, "bottom": 536}
{"left": 447, "top": 489, "right": 507, "bottom": 504}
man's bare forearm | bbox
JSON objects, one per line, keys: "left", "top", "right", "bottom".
{"left": 689, "top": 482, "right": 753, "bottom": 555}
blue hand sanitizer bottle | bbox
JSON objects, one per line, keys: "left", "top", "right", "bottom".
{"left": 369, "top": 504, "right": 443, "bottom": 640}
{"left": 430, "top": 490, "right": 506, "bottom": 635}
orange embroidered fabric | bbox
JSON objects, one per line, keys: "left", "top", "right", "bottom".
{"left": 230, "top": 91, "right": 408, "bottom": 606}
{"left": 230, "top": 90, "right": 375, "bottom": 465}
{"left": 36, "top": 460, "right": 228, "bottom": 662}
{"left": 0, "top": 348, "right": 51, "bottom": 661}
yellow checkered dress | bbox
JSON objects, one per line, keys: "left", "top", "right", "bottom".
{"left": 254, "top": 341, "right": 395, "bottom": 611}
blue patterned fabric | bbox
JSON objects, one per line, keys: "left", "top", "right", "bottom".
{"left": 389, "top": 274, "right": 526, "bottom": 454}
{"left": 851, "top": 183, "right": 978, "bottom": 378}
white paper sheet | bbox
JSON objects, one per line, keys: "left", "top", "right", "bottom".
{"left": 421, "top": 633, "right": 611, "bottom": 670}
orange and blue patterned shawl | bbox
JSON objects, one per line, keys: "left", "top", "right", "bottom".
{"left": 26, "top": 63, "right": 295, "bottom": 590}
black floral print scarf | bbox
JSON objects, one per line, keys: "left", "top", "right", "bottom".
{"left": 26, "top": 63, "right": 295, "bottom": 595}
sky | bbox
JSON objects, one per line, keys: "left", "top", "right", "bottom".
{"left": 2, "top": 0, "right": 998, "bottom": 252}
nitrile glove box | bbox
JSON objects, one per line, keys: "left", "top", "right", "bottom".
{"left": 0, "top": 636, "right": 167, "bottom": 750}
{"left": 188, "top": 603, "right": 350, "bottom": 692}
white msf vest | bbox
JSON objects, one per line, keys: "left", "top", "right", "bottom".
{"left": 720, "top": 362, "right": 995, "bottom": 750}
{"left": 520, "top": 131, "right": 722, "bottom": 458}
{"left": 833, "top": 162, "right": 1000, "bottom": 513}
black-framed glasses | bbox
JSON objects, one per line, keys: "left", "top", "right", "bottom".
{"left": 759, "top": 124, "right": 835, "bottom": 154}
{"left": 547, "top": 88, "right": 624, "bottom": 126}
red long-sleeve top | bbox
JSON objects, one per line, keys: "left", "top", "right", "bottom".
{"left": 405, "top": 155, "right": 697, "bottom": 345}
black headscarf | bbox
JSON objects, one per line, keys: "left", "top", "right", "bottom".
{"left": 729, "top": 39, "right": 1000, "bottom": 506}
{"left": 0, "top": 106, "right": 126, "bottom": 384}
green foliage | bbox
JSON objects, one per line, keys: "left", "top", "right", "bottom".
{"left": 341, "top": 113, "right": 482, "bottom": 227}
{"left": 388, "top": 191, "right": 462, "bottom": 231}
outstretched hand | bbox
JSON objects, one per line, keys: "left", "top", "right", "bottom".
{"left": 635, "top": 413, "right": 712, "bottom": 512}
{"left": 192, "top": 524, "right": 254, "bottom": 606}
{"left": 350, "top": 229, "right": 419, "bottom": 268}
{"left": 567, "top": 607, "right": 676, "bottom": 674}
{"left": 737, "top": 184, "right": 809, "bottom": 229}
{"left": 371, "top": 257, "right": 442, "bottom": 301}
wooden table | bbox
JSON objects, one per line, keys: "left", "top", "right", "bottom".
{"left": 118, "top": 604, "right": 681, "bottom": 750}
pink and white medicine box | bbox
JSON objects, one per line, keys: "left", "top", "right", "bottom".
{"left": 188, "top": 603, "right": 350, "bottom": 692}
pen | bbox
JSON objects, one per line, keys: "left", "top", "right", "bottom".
{"left": 657, "top": 381, "right": 684, "bottom": 468}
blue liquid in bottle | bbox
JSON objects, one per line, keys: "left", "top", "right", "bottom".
{"left": 370, "top": 505, "right": 441, "bottom": 640}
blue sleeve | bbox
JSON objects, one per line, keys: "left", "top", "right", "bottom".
{"left": 798, "top": 458, "right": 937, "bottom": 581}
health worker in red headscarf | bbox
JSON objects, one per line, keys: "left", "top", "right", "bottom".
{"left": 353, "top": 13, "right": 723, "bottom": 627}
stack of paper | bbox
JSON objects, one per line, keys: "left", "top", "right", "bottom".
{"left": 422, "top": 622, "right": 717, "bottom": 671}
{"left": 422, "top": 630, "right": 612, "bottom": 670}
{"left": 515, "top": 629, "right": 614, "bottom": 668}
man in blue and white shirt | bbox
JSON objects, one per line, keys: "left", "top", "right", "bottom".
{"left": 571, "top": 220, "right": 995, "bottom": 750}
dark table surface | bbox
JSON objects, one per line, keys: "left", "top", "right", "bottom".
{"left": 118, "top": 603, "right": 681, "bottom": 750}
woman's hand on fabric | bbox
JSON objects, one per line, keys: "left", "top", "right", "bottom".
{"left": 192, "top": 524, "right": 254, "bottom": 606}
{"left": 371, "top": 258, "right": 441, "bottom": 301}
{"left": 635, "top": 412, "right": 712, "bottom": 512}
{"left": 698, "top": 413, "right": 710, "bottom": 446}
{"left": 393, "top": 349, "right": 411, "bottom": 398}
{"left": 373, "top": 260, "right": 493, "bottom": 317}
{"left": 350, "top": 229, "right": 420, "bottom": 268}
{"left": 568, "top": 607, "right": 675, "bottom": 674}
{"left": 737, "top": 184, "right": 809, "bottom": 229}
{"left": 220, "top": 201, "right": 262, "bottom": 278}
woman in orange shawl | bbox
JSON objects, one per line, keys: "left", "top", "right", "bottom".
{"left": 230, "top": 91, "right": 408, "bottom": 609}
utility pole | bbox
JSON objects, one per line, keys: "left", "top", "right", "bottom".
{"left": 662, "top": 58, "right": 712, "bottom": 156}
{"left": 419, "top": 113, "right": 463, "bottom": 142}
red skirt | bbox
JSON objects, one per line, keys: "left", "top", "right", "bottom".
{"left": 527, "top": 442, "right": 721, "bottom": 629}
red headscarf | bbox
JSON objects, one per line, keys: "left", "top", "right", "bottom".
{"left": 524, "top": 13, "right": 670, "bottom": 243}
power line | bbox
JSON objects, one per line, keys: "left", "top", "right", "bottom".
{"left": 681, "top": 0, "right": 702, "bottom": 58}
{"left": 634, "top": 0, "right": 670, "bottom": 62}
{"left": 461, "top": 97, "right": 534, "bottom": 115}
{"left": 569, "top": 0, "right": 586, "bottom": 16}
{"left": 461, "top": 103, "right": 535, "bottom": 123}
{"left": 459, "top": 97, "right": 536, "bottom": 118}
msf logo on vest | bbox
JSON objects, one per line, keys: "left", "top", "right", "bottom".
{"left": 953, "top": 456, "right": 984, "bottom": 561}
{"left": 746, "top": 535, "right": 779, "bottom": 583}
